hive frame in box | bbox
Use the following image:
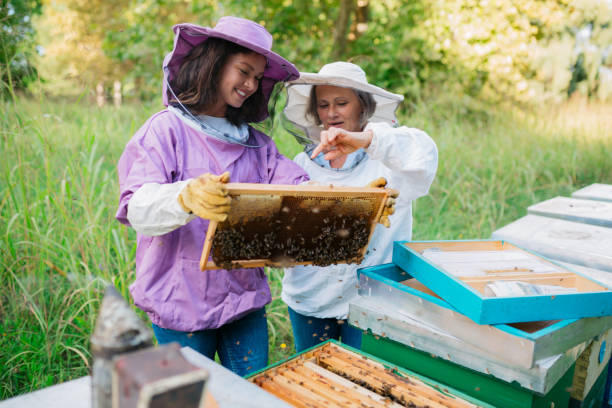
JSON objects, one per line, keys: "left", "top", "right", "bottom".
{"left": 247, "top": 340, "right": 493, "bottom": 408}
{"left": 391, "top": 239, "right": 612, "bottom": 324}
{"left": 354, "top": 263, "right": 612, "bottom": 369}
{"left": 200, "top": 183, "right": 395, "bottom": 270}
{"left": 569, "top": 329, "right": 612, "bottom": 402}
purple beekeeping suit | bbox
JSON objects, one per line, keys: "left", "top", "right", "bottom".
{"left": 116, "top": 110, "right": 309, "bottom": 331}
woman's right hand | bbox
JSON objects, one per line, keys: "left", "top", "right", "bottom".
{"left": 177, "top": 172, "right": 231, "bottom": 222}
{"left": 310, "top": 127, "right": 374, "bottom": 160}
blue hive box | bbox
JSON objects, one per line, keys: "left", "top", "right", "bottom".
{"left": 392, "top": 240, "right": 612, "bottom": 325}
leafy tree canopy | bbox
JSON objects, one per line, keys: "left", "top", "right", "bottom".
{"left": 1, "top": 0, "right": 42, "bottom": 94}
{"left": 23, "top": 0, "right": 612, "bottom": 103}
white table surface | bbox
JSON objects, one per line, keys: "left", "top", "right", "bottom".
{"left": 0, "top": 347, "right": 291, "bottom": 408}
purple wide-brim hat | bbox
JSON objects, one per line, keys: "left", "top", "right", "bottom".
{"left": 162, "top": 16, "right": 299, "bottom": 122}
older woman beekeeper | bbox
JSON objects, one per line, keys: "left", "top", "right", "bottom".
{"left": 281, "top": 62, "right": 438, "bottom": 352}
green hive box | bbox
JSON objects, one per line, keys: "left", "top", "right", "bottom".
{"left": 361, "top": 333, "right": 575, "bottom": 408}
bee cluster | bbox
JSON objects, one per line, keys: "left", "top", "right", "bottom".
{"left": 212, "top": 203, "right": 371, "bottom": 267}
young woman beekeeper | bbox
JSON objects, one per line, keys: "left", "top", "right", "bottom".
{"left": 116, "top": 17, "right": 309, "bottom": 376}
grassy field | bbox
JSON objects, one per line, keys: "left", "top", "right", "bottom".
{"left": 1, "top": 94, "right": 611, "bottom": 400}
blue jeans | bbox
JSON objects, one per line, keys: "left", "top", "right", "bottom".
{"left": 288, "top": 307, "right": 362, "bottom": 353}
{"left": 152, "top": 307, "right": 268, "bottom": 377}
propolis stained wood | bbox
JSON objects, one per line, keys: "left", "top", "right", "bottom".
{"left": 247, "top": 341, "right": 491, "bottom": 408}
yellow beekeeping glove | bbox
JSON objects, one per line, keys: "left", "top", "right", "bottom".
{"left": 365, "top": 177, "right": 399, "bottom": 228}
{"left": 177, "top": 172, "right": 231, "bottom": 222}
{"left": 366, "top": 177, "right": 387, "bottom": 189}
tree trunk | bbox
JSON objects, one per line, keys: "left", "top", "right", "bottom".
{"left": 351, "top": 0, "right": 369, "bottom": 41}
{"left": 113, "top": 80, "right": 122, "bottom": 107}
{"left": 332, "top": 0, "right": 354, "bottom": 60}
{"left": 96, "top": 82, "right": 106, "bottom": 107}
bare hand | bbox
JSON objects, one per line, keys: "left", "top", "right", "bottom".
{"left": 310, "top": 127, "right": 374, "bottom": 161}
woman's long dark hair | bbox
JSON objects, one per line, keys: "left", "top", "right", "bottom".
{"left": 168, "top": 37, "right": 266, "bottom": 126}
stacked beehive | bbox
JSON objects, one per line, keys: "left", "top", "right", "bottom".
{"left": 348, "top": 183, "right": 612, "bottom": 408}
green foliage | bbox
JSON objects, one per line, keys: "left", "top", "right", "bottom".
{"left": 0, "top": 0, "right": 42, "bottom": 95}
{"left": 101, "top": 0, "right": 612, "bottom": 104}
{"left": 31, "top": 0, "right": 129, "bottom": 98}
{"left": 0, "top": 98, "right": 154, "bottom": 397}
{"left": 2, "top": 94, "right": 612, "bottom": 399}
{"left": 25, "top": 0, "right": 612, "bottom": 103}
{"left": 102, "top": 0, "right": 221, "bottom": 101}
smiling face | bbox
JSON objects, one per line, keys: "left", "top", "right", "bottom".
{"left": 208, "top": 52, "right": 266, "bottom": 117}
{"left": 315, "top": 85, "right": 363, "bottom": 132}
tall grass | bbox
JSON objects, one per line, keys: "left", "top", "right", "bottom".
{"left": 1, "top": 95, "right": 611, "bottom": 400}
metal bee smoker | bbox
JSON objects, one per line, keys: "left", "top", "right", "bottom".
{"left": 112, "top": 343, "right": 209, "bottom": 408}
{"left": 91, "top": 286, "right": 153, "bottom": 408}
{"left": 90, "top": 285, "right": 210, "bottom": 408}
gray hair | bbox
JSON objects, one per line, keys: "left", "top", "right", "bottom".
{"left": 306, "top": 86, "right": 376, "bottom": 129}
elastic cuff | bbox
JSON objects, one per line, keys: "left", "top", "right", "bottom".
{"left": 364, "top": 126, "right": 379, "bottom": 157}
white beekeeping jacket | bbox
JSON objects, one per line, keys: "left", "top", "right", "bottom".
{"left": 282, "top": 121, "right": 439, "bottom": 319}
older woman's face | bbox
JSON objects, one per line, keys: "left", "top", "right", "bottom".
{"left": 315, "top": 85, "right": 363, "bottom": 132}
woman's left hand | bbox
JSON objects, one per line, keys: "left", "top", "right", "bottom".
{"left": 310, "top": 127, "right": 374, "bottom": 160}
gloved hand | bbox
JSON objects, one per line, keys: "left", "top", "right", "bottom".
{"left": 366, "top": 177, "right": 387, "bottom": 189}
{"left": 365, "top": 177, "right": 399, "bottom": 228}
{"left": 177, "top": 172, "right": 231, "bottom": 222}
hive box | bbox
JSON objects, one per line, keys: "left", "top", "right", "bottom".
{"left": 349, "top": 297, "right": 584, "bottom": 397}
{"left": 392, "top": 240, "right": 612, "bottom": 324}
{"left": 358, "top": 333, "right": 577, "bottom": 408}
{"left": 572, "top": 183, "right": 612, "bottom": 203}
{"left": 491, "top": 215, "right": 612, "bottom": 273}
{"left": 355, "top": 263, "right": 612, "bottom": 369}
{"left": 527, "top": 196, "right": 612, "bottom": 228}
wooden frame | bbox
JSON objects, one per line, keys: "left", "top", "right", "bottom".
{"left": 248, "top": 340, "right": 491, "bottom": 407}
{"left": 392, "top": 240, "right": 612, "bottom": 324}
{"left": 200, "top": 183, "right": 394, "bottom": 270}
{"left": 570, "top": 329, "right": 612, "bottom": 401}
